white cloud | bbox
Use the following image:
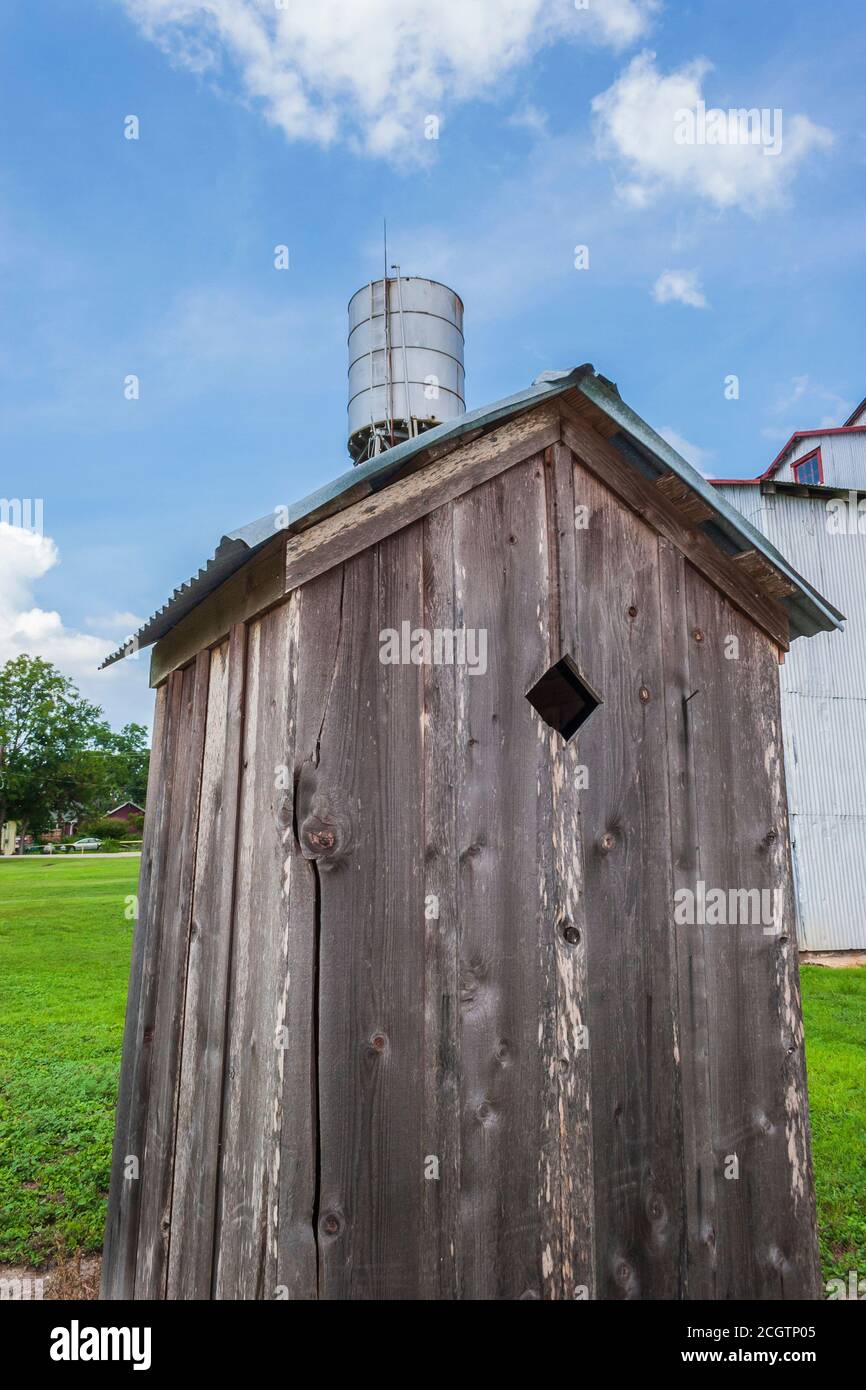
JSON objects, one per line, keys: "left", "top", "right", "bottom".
{"left": 658, "top": 426, "right": 715, "bottom": 478}
{"left": 592, "top": 51, "right": 833, "bottom": 213}
{"left": 0, "top": 524, "right": 106, "bottom": 676}
{"left": 507, "top": 104, "right": 549, "bottom": 137}
{"left": 770, "top": 373, "right": 852, "bottom": 424}
{"left": 589, "top": 0, "right": 661, "bottom": 48}
{"left": 0, "top": 524, "right": 150, "bottom": 727}
{"left": 120, "top": 0, "right": 658, "bottom": 157}
{"left": 652, "top": 268, "right": 708, "bottom": 308}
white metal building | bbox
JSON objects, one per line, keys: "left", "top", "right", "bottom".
{"left": 714, "top": 402, "right": 866, "bottom": 950}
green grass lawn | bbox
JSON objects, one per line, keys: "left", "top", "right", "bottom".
{"left": 0, "top": 857, "right": 863, "bottom": 1288}
{"left": 0, "top": 857, "right": 136, "bottom": 1264}
{"left": 801, "top": 965, "right": 866, "bottom": 1285}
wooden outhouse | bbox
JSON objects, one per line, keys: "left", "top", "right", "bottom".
{"left": 100, "top": 365, "right": 842, "bottom": 1301}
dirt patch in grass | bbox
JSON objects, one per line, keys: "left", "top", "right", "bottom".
{"left": 0, "top": 1250, "right": 100, "bottom": 1300}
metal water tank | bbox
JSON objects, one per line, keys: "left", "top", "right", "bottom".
{"left": 347, "top": 275, "right": 465, "bottom": 463}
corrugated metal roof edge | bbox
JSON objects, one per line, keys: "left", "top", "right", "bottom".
{"left": 100, "top": 365, "right": 843, "bottom": 669}
{"left": 578, "top": 375, "right": 846, "bottom": 640}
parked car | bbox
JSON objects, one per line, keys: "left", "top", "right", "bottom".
{"left": 72, "top": 837, "right": 101, "bottom": 851}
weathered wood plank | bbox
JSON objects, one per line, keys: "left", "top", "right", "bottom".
{"left": 543, "top": 442, "right": 596, "bottom": 1299}
{"left": 149, "top": 536, "right": 286, "bottom": 688}
{"left": 569, "top": 455, "right": 683, "bottom": 1300}
{"left": 657, "top": 539, "right": 716, "bottom": 1297}
{"left": 135, "top": 653, "right": 210, "bottom": 1297}
{"left": 452, "top": 456, "right": 561, "bottom": 1299}
{"left": 683, "top": 566, "right": 821, "bottom": 1297}
{"left": 101, "top": 677, "right": 173, "bottom": 1299}
{"left": 284, "top": 406, "right": 561, "bottom": 596}
{"left": 213, "top": 599, "right": 313, "bottom": 1299}
{"left": 420, "top": 502, "right": 462, "bottom": 1299}
{"left": 268, "top": 591, "right": 320, "bottom": 1301}
{"left": 299, "top": 530, "right": 428, "bottom": 1298}
{"left": 287, "top": 565, "right": 347, "bottom": 1297}
{"left": 732, "top": 549, "right": 798, "bottom": 600}
{"left": 761, "top": 643, "right": 822, "bottom": 1298}
{"left": 655, "top": 472, "right": 714, "bottom": 525}
{"left": 166, "top": 626, "right": 246, "bottom": 1298}
{"left": 560, "top": 407, "right": 791, "bottom": 652}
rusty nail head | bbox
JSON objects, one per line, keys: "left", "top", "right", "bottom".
{"left": 371, "top": 1032, "right": 387, "bottom": 1052}
{"left": 627, "top": 605, "right": 638, "bottom": 618}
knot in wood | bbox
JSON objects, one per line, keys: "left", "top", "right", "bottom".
{"left": 321, "top": 1212, "right": 341, "bottom": 1237}
{"left": 300, "top": 812, "right": 342, "bottom": 862}
{"left": 307, "top": 826, "right": 335, "bottom": 851}
{"left": 296, "top": 767, "right": 352, "bottom": 865}
{"left": 646, "top": 1192, "right": 666, "bottom": 1223}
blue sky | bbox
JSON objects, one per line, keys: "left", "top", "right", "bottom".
{"left": 1, "top": 0, "right": 864, "bottom": 730}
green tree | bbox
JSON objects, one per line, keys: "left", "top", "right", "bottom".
{"left": 0, "top": 655, "right": 134, "bottom": 852}
{"left": 103, "top": 722, "right": 149, "bottom": 808}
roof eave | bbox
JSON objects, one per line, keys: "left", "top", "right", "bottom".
{"left": 101, "top": 365, "right": 843, "bottom": 669}
{"left": 575, "top": 374, "right": 845, "bottom": 639}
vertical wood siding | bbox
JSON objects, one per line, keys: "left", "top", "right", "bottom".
{"left": 102, "top": 441, "right": 820, "bottom": 1300}
{"left": 212, "top": 598, "right": 314, "bottom": 1300}
{"left": 569, "top": 458, "right": 685, "bottom": 1300}
{"left": 167, "top": 626, "right": 246, "bottom": 1298}
{"left": 452, "top": 456, "right": 560, "bottom": 1297}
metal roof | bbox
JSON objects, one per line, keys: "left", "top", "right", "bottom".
{"left": 101, "top": 365, "right": 844, "bottom": 669}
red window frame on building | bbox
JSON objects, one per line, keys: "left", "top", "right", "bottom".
{"left": 792, "top": 448, "right": 824, "bottom": 485}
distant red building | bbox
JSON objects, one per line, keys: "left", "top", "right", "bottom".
{"left": 105, "top": 802, "right": 145, "bottom": 822}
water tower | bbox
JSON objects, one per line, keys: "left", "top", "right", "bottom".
{"left": 347, "top": 273, "right": 465, "bottom": 463}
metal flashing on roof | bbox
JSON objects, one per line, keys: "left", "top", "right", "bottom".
{"left": 100, "top": 365, "right": 843, "bottom": 670}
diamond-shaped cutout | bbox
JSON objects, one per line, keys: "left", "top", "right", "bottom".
{"left": 526, "top": 655, "right": 601, "bottom": 741}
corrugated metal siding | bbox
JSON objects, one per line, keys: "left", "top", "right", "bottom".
{"left": 719, "top": 482, "right": 866, "bottom": 950}
{"left": 783, "top": 693, "right": 866, "bottom": 816}
{"left": 820, "top": 432, "right": 866, "bottom": 488}
{"left": 789, "top": 817, "right": 866, "bottom": 952}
